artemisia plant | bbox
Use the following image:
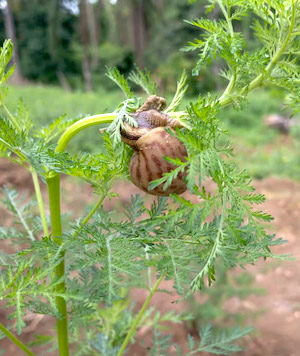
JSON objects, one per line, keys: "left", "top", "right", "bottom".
{"left": 0, "top": 1, "right": 299, "bottom": 355}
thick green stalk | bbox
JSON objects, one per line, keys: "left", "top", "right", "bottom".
{"left": 47, "top": 113, "right": 116, "bottom": 355}
{"left": 117, "top": 274, "right": 165, "bottom": 356}
{"left": 56, "top": 113, "right": 117, "bottom": 152}
{"left": 31, "top": 169, "right": 49, "bottom": 237}
{"left": 0, "top": 323, "right": 36, "bottom": 356}
{"left": 46, "top": 174, "right": 69, "bottom": 356}
{"left": 217, "top": 74, "right": 236, "bottom": 105}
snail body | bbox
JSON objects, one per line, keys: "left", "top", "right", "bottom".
{"left": 121, "top": 95, "right": 187, "bottom": 196}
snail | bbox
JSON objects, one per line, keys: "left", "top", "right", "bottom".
{"left": 120, "top": 95, "right": 187, "bottom": 196}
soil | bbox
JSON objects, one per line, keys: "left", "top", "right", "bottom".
{"left": 0, "top": 158, "right": 299, "bottom": 356}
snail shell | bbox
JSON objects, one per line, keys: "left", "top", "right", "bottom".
{"left": 121, "top": 95, "right": 187, "bottom": 196}
{"left": 129, "top": 127, "right": 187, "bottom": 196}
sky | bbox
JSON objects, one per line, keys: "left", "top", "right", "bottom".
{"left": 63, "top": 0, "right": 118, "bottom": 15}
{"left": 0, "top": 1, "right": 118, "bottom": 14}
{"left": 0, "top": 0, "right": 6, "bottom": 10}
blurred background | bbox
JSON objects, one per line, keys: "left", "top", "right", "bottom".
{"left": 0, "top": 0, "right": 299, "bottom": 355}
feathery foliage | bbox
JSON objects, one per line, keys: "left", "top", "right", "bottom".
{"left": 0, "top": 0, "right": 299, "bottom": 354}
{"left": 185, "top": 325, "right": 253, "bottom": 355}
{"left": 128, "top": 66, "right": 158, "bottom": 96}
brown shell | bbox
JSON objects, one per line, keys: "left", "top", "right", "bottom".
{"left": 129, "top": 127, "right": 187, "bottom": 196}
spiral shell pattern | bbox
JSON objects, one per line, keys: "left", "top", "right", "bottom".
{"left": 129, "top": 127, "right": 187, "bottom": 196}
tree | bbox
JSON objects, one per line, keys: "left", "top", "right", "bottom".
{"left": 130, "top": 0, "right": 149, "bottom": 67}
{"left": 87, "top": 0, "right": 100, "bottom": 69}
{"left": 48, "top": 0, "right": 71, "bottom": 90}
{"left": 1, "top": 0, "right": 23, "bottom": 83}
{"left": 79, "top": 0, "right": 94, "bottom": 91}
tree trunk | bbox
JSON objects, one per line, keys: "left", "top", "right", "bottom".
{"left": 79, "top": 0, "right": 93, "bottom": 91}
{"left": 102, "top": 0, "right": 117, "bottom": 42}
{"left": 86, "top": 0, "right": 99, "bottom": 69}
{"left": 115, "top": 0, "right": 133, "bottom": 48}
{"left": 2, "top": 0, "right": 23, "bottom": 83}
{"left": 48, "top": 0, "right": 71, "bottom": 89}
{"left": 57, "top": 70, "right": 71, "bottom": 91}
{"left": 131, "top": 0, "right": 148, "bottom": 67}
{"left": 48, "top": 0, "right": 60, "bottom": 62}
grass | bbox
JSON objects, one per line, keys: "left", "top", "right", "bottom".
{"left": 3, "top": 84, "right": 300, "bottom": 181}
{"left": 219, "top": 90, "right": 300, "bottom": 181}
{"left": 4, "top": 84, "right": 123, "bottom": 152}
{"left": 6, "top": 84, "right": 122, "bottom": 122}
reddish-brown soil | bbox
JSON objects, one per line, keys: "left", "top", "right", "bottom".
{"left": 0, "top": 158, "right": 299, "bottom": 355}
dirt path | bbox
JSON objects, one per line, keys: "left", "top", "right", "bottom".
{"left": 128, "top": 178, "right": 300, "bottom": 356}
{"left": 239, "top": 178, "right": 300, "bottom": 356}
{"left": 0, "top": 157, "right": 299, "bottom": 355}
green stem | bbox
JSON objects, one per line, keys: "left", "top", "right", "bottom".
{"left": 217, "top": 0, "right": 233, "bottom": 37}
{"left": 46, "top": 113, "right": 116, "bottom": 355}
{"left": 46, "top": 174, "right": 69, "bottom": 356}
{"left": 56, "top": 113, "right": 117, "bottom": 152}
{"left": 1, "top": 100, "right": 48, "bottom": 239}
{"left": 144, "top": 246, "right": 152, "bottom": 290}
{"left": 242, "top": 0, "right": 295, "bottom": 95}
{"left": 217, "top": 74, "right": 236, "bottom": 105}
{"left": 7, "top": 191, "right": 35, "bottom": 241}
{"left": 72, "top": 194, "right": 105, "bottom": 238}
{"left": 52, "top": 194, "right": 107, "bottom": 263}
{"left": 264, "top": 0, "right": 296, "bottom": 73}
{"left": 215, "top": 0, "right": 236, "bottom": 105}
{"left": 0, "top": 323, "right": 36, "bottom": 356}
{"left": 31, "top": 169, "right": 49, "bottom": 237}
{"left": 1, "top": 100, "right": 22, "bottom": 133}
{"left": 217, "top": 0, "right": 296, "bottom": 109}
{"left": 117, "top": 274, "right": 165, "bottom": 356}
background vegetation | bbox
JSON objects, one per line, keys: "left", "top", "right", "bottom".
{"left": 0, "top": 1, "right": 299, "bottom": 355}
{"left": 0, "top": 0, "right": 298, "bottom": 180}
{"left": 4, "top": 84, "right": 300, "bottom": 181}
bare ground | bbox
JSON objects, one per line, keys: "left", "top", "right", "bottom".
{"left": 0, "top": 159, "right": 299, "bottom": 355}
